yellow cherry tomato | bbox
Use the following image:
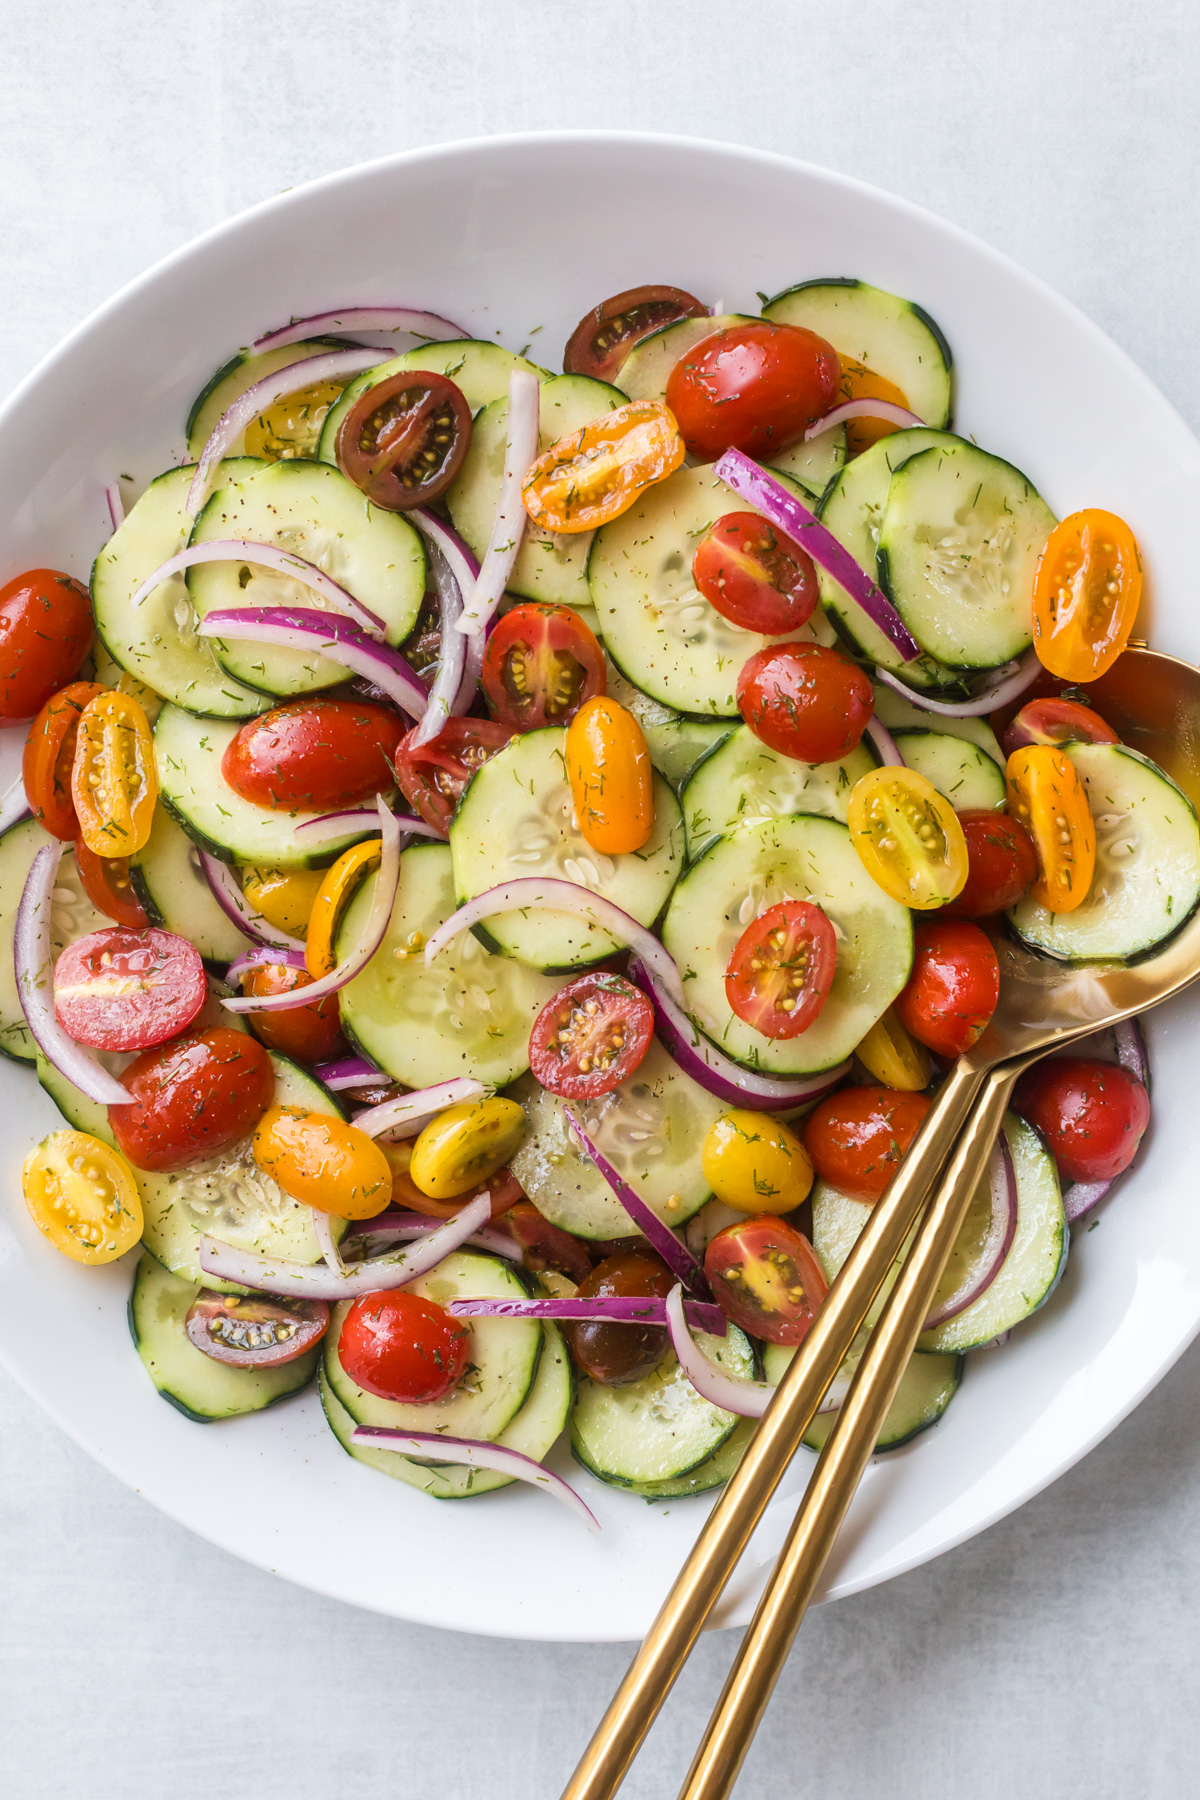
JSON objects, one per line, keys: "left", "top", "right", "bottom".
{"left": 22, "top": 1129, "right": 143, "bottom": 1264}
{"left": 522, "top": 399, "right": 685, "bottom": 534}
{"left": 847, "top": 766, "right": 969, "bottom": 909}
{"left": 71, "top": 690, "right": 157, "bottom": 857}
{"left": 252, "top": 1105, "right": 392, "bottom": 1219}
{"left": 1032, "top": 509, "right": 1142, "bottom": 681}
{"left": 240, "top": 865, "right": 325, "bottom": 937}
{"left": 1005, "top": 745, "right": 1096, "bottom": 912}
{"left": 244, "top": 377, "right": 346, "bottom": 460}
{"left": 408, "top": 1097, "right": 527, "bottom": 1201}
{"left": 855, "top": 1006, "right": 931, "bottom": 1091}
{"left": 565, "top": 695, "right": 654, "bottom": 856}
{"left": 701, "top": 1109, "right": 814, "bottom": 1215}
{"left": 837, "top": 358, "right": 912, "bottom": 456}
{"left": 305, "top": 839, "right": 382, "bottom": 976}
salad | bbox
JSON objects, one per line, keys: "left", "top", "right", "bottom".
{"left": 0, "top": 278, "right": 1184, "bottom": 1526}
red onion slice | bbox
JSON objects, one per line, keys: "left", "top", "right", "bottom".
{"left": 252, "top": 307, "right": 468, "bottom": 354}
{"left": 312, "top": 1209, "right": 346, "bottom": 1276}
{"left": 198, "top": 851, "right": 303, "bottom": 952}
{"left": 314, "top": 1055, "right": 386, "bottom": 1091}
{"left": 665, "top": 1285, "right": 774, "bottom": 1416}
{"left": 564, "top": 1112, "right": 709, "bottom": 1295}
{"left": 715, "top": 449, "right": 921, "bottom": 663}
{"left": 875, "top": 649, "right": 1043, "bottom": 719}
{"left": 346, "top": 1210, "right": 521, "bottom": 1262}
{"left": 864, "top": 718, "right": 905, "bottom": 767}
{"left": 804, "top": 399, "right": 924, "bottom": 440}
{"left": 294, "top": 808, "right": 441, "bottom": 847}
{"left": 105, "top": 482, "right": 125, "bottom": 531}
{"left": 198, "top": 607, "right": 429, "bottom": 719}
{"left": 348, "top": 1425, "right": 601, "bottom": 1534}
{"left": 923, "top": 1134, "right": 1019, "bottom": 1330}
{"left": 457, "top": 370, "right": 540, "bottom": 637}
{"left": 410, "top": 539, "right": 466, "bottom": 748}
{"left": 1062, "top": 1016, "right": 1150, "bottom": 1222}
{"left": 410, "top": 509, "right": 486, "bottom": 715}
{"left": 448, "top": 1294, "right": 727, "bottom": 1334}
{"left": 131, "top": 540, "right": 387, "bottom": 639}
{"left": 0, "top": 771, "right": 31, "bottom": 836}
{"left": 14, "top": 842, "right": 133, "bottom": 1104}
{"left": 225, "top": 945, "right": 307, "bottom": 986}
{"left": 353, "top": 1076, "right": 491, "bottom": 1140}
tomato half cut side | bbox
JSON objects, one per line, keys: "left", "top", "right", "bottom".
{"left": 71, "top": 690, "right": 157, "bottom": 858}
{"left": 394, "top": 717, "right": 516, "bottom": 833}
{"left": 22, "top": 1128, "right": 144, "bottom": 1265}
{"left": 704, "top": 1216, "right": 828, "bottom": 1346}
{"left": 522, "top": 400, "right": 685, "bottom": 535}
{"left": 692, "top": 511, "right": 818, "bottom": 635}
{"left": 725, "top": 900, "right": 838, "bottom": 1040}
{"left": 1005, "top": 745, "right": 1096, "bottom": 912}
{"left": 23, "top": 681, "right": 107, "bottom": 839}
{"left": 563, "top": 285, "right": 709, "bottom": 382}
{"left": 481, "top": 603, "right": 607, "bottom": 731}
{"left": 338, "top": 1290, "right": 471, "bottom": 1404}
{"left": 528, "top": 972, "right": 654, "bottom": 1099}
{"left": 847, "top": 766, "right": 969, "bottom": 909}
{"left": 1001, "top": 696, "right": 1119, "bottom": 756}
{"left": 54, "top": 926, "right": 207, "bottom": 1052}
{"left": 1032, "top": 508, "right": 1143, "bottom": 681}
{"left": 186, "top": 1291, "right": 329, "bottom": 1367}
{"left": 73, "top": 839, "right": 150, "bottom": 929}
{"left": 335, "top": 369, "right": 472, "bottom": 510}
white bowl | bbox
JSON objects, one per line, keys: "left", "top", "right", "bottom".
{"left": 3, "top": 132, "right": 1199, "bottom": 1643}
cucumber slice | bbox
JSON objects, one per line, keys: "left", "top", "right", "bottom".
{"left": 130, "top": 1252, "right": 320, "bottom": 1421}
{"left": 187, "top": 339, "right": 351, "bottom": 460}
{"left": 587, "top": 464, "right": 836, "bottom": 716}
{"left": 319, "top": 1320, "right": 572, "bottom": 1500}
{"left": 662, "top": 814, "right": 913, "bottom": 1075}
{"left": 154, "top": 704, "right": 377, "bottom": 867}
{"left": 0, "top": 821, "right": 110, "bottom": 1064}
{"left": 187, "top": 460, "right": 425, "bottom": 698}
{"left": 91, "top": 462, "right": 271, "bottom": 718}
{"left": 1008, "top": 743, "right": 1200, "bottom": 961}
{"left": 571, "top": 1325, "right": 755, "bottom": 1487}
{"left": 763, "top": 1335, "right": 962, "bottom": 1453}
{"left": 630, "top": 1418, "right": 756, "bottom": 1500}
{"left": 336, "top": 841, "right": 560, "bottom": 1088}
{"left": 449, "top": 728, "right": 684, "bottom": 972}
{"left": 891, "top": 730, "right": 1006, "bottom": 811}
{"left": 877, "top": 442, "right": 1056, "bottom": 669}
{"left": 318, "top": 340, "right": 551, "bottom": 464}
{"left": 681, "top": 724, "right": 877, "bottom": 861}
{"left": 644, "top": 719, "right": 734, "bottom": 793}
{"left": 769, "top": 424, "right": 848, "bottom": 503}
{"left": 130, "top": 806, "right": 250, "bottom": 966}
{"left": 763, "top": 279, "right": 954, "bottom": 430}
{"left": 447, "top": 374, "right": 626, "bottom": 608}
{"left": 325, "top": 1250, "right": 543, "bottom": 1443}
{"left": 873, "top": 684, "right": 1005, "bottom": 766}
{"left": 509, "top": 1036, "right": 727, "bottom": 1239}
{"left": 616, "top": 313, "right": 757, "bottom": 402}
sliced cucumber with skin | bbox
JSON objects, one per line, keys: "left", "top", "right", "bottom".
{"left": 187, "top": 459, "right": 426, "bottom": 698}
{"left": 130, "top": 806, "right": 250, "bottom": 966}
{"left": 0, "top": 821, "right": 111, "bottom": 1064}
{"left": 1009, "top": 743, "right": 1200, "bottom": 961}
{"left": 763, "top": 1336, "right": 962, "bottom": 1453}
{"left": 662, "top": 814, "right": 913, "bottom": 1076}
{"left": 644, "top": 719, "right": 734, "bottom": 793}
{"left": 767, "top": 424, "right": 847, "bottom": 503}
{"left": 631, "top": 1418, "right": 756, "bottom": 1500}
{"left": 681, "top": 725, "right": 877, "bottom": 861}
{"left": 763, "top": 278, "right": 954, "bottom": 431}
{"left": 891, "top": 730, "right": 1006, "bottom": 811}
{"left": 509, "top": 1036, "right": 727, "bottom": 1240}
{"left": 91, "top": 462, "right": 271, "bottom": 718}
{"left": 449, "top": 727, "right": 684, "bottom": 973}
{"left": 186, "top": 339, "right": 352, "bottom": 460}
{"left": 873, "top": 683, "right": 1005, "bottom": 767}
{"left": 130, "top": 1252, "right": 320, "bottom": 1422}
{"left": 447, "top": 374, "right": 626, "bottom": 609}
{"left": 877, "top": 442, "right": 1056, "bottom": 669}
{"left": 320, "top": 1320, "right": 572, "bottom": 1501}
{"left": 318, "top": 340, "right": 551, "bottom": 464}
{"left": 336, "top": 841, "right": 561, "bottom": 1088}
{"left": 572, "top": 1326, "right": 755, "bottom": 1487}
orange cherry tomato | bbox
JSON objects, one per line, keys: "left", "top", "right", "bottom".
{"left": 521, "top": 399, "right": 685, "bottom": 535}
{"left": 242, "top": 962, "right": 347, "bottom": 1065}
{"left": 71, "top": 690, "right": 158, "bottom": 857}
{"left": 73, "top": 838, "right": 150, "bottom": 929}
{"left": 252, "top": 1104, "right": 393, "bottom": 1219}
{"left": 835, "top": 358, "right": 913, "bottom": 456}
{"left": 305, "top": 839, "right": 381, "bottom": 977}
{"left": 23, "top": 681, "right": 107, "bottom": 839}
{"left": 565, "top": 696, "right": 654, "bottom": 855}
{"left": 1005, "top": 745, "right": 1096, "bottom": 912}
{"left": 1032, "top": 509, "right": 1142, "bottom": 681}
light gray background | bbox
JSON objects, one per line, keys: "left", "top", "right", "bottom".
{"left": 3, "top": 3, "right": 1199, "bottom": 1796}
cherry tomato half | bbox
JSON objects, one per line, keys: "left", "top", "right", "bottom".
{"left": 704, "top": 1216, "right": 828, "bottom": 1346}
{"left": 22, "top": 681, "right": 106, "bottom": 839}
{"left": 335, "top": 369, "right": 472, "bottom": 510}
{"left": 665, "top": 321, "right": 840, "bottom": 463}
{"left": 54, "top": 926, "right": 206, "bottom": 1052}
{"left": 186, "top": 1290, "right": 329, "bottom": 1367}
{"left": 109, "top": 1026, "right": 275, "bottom": 1173}
{"left": 222, "top": 698, "right": 405, "bottom": 813}
{"left": 244, "top": 378, "right": 345, "bottom": 461}
{"left": 0, "top": 570, "right": 93, "bottom": 722}
{"left": 253, "top": 1104, "right": 392, "bottom": 1219}
{"left": 1032, "top": 509, "right": 1142, "bottom": 681}
{"left": 305, "top": 839, "right": 381, "bottom": 977}
{"left": 939, "top": 810, "right": 1038, "bottom": 919}
{"left": 243, "top": 962, "right": 347, "bottom": 1064}
{"left": 894, "top": 920, "right": 999, "bottom": 1059}
{"left": 74, "top": 839, "right": 150, "bottom": 929}
{"left": 239, "top": 865, "right": 324, "bottom": 937}
{"left": 847, "top": 766, "right": 969, "bottom": 909}
{"left": 22, "top": 1128, "right": 143, "bottom": 1265}
{"left": 725, "top": 900, "right": 838, "bottom": 1040}
{"left": 836, "top": 358, "right": 913, "bottom": 457}
{"left": 563, "top": 285, "right": 709, "bottom": 382}
{"left": 528, "top": 972, "right": 654, "bottom": 1099}
{"left": 737, "top": 643, "right": 874, "bottom": 764}
{"left": 854, "top": 1007, "right": 931, "bottom": 1092}
{"left": 1001, "top": 696, "right": 1119, "bottom": 757}
{"left": 562, "top": 1249, "right": 674, "bottom": 1385}
{"left": 701, "top": 1110, "right": 814, "bottom": 1215}
{"left": 1015, "top": 1056, "right": 1151, "bottom": 1183}
{"left": 339, "top": 1290, "right": 471, "bottom": 1404}
{"left": 522, "top": 399, "right": 685, "bottom": 535}
{"left": 71, "top": 690, "right": 157, "bottom": 858}
{"left": 692, "top": 511, "right": 818, "bottom": 635}
{"left": 503, "top": 1198, "right": 594, "bottom": 1284}
{"left": 394, "top": 717, "right": 515, "bottom": 834}
{"left": 482, "top": 603, "right": 607, "bottom": 732}
{"left": 1005, "top": 745, "right": 1096, "bottom": 913}
{"left": 565, "top": 695, "right": 654, "bottom": 855}
{"left": 803, "top": 1085, "right": 933, "bottom": 1203}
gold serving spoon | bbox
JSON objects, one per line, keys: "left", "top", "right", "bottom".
{"left": 562, "top": 645, "right": 1200, "bottom": 1800}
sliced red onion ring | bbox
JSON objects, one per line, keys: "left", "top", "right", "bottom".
{"left": 198, "top": 607, "right": 428, "bottom": 719}
{"left": 131, "top": 540, "right": 386, "bottom": 639}
{"left": 252, "top": 307, "right": 468, "bottom": 354}
{"left": 875, "top": 649, "right": 1043, "bottom": 719}
{"left": 409, "top": 510, "right": 486, "bottom": 715}
{"left": 105, "top": 482, "right": 125, "bottom": 531}
{"left": 314, "top": 1055, "right": 386, "bottom": 1091}
{"left": 225, "top": 945, "right": 307, "bottom": 986}
{"left": 353, "top": 1077, "right": 491, "bottom": 1140}
{"left": 14, "top": 842, "right": 132, "bottom": 1104}
{"left": 348, "top": 1425, "right": 600, "bottom": 1533}
{"left": 715, "top": 449, "right": 921, "bottom": 663}
{"left": 410, "top": 540, "right": 466, "bottom": 748}
{"left": 199, "top": 1190, "right": 491, "bottom": 1296}
{"left": 0, "top": 771, "right": 30, "bottom": 835}
{"left": 626, "top": 957, "right": 850, "bottom": 1111}
{"left": 198, "top": 851, "right": 303, "bottom": 952}
{"left": 312, "top": 1210, "right": 346, "bottom": 1275}
{"left": 923, "top": 1134, "right": 1018, "bottom": 1330}
{"left": 564, "top": 1113, "right": 709, "bottom": 1296}
{"left": 457, "top": 369, "right": 540, "bottom": 637}
{"left": 294, "top": 808, "right": 440, "bottom": 847}
{"left": 425, "top": 880, "right": 686, "bottom": 1010}
{"left": 665, "top": 1284, "right": 773, "bottom": 1416}
{"left": 346, "top": 1210, "right": 521, "bottom": 1261}
{"left": 1062, "top": 1016, "right": 1150, "bottom": 1223}
{"left": 222, "top": 800, "right": 401, "bottom": 1013}
{"left": 448, "top": 1294, "right": 727, "bottom": 1334}
{"left": 864, "top": 718, "right": 904, "bottom": 767}
{"left": 804, "top": 399, "right": 924, "bottom": 440}
{"left": 187, "top": 347, "right": 386, "bottom": 516}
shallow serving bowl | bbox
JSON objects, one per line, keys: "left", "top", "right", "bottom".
{"left": 1, "top": 132, "right": 1199, "bottom": 1641}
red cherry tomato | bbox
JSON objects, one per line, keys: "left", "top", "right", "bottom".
{"left": 1001, "top": 696, "right": 1120, "bottom": 757}
{"left": 528, "top": 972, "right": 654, "bottom": 1099}
{"left": 502, "top": 1198, "right": 594, "bottom": 1284}
{"left": 692, "top": 511, "right": 818, "bottom": 635}
{"left": 737, "top": 642, "right": 874, "bottom": 763}
{"left": 725, "top": 900, "right": 838, "bottom": 1040}
{"left": 0, "top": 570, "right": 93, "bottom": 722}
{"left": 22, "top": 681, "right": 107, "bottom": 838}
{"left": 562, "top": 1249, "right": 675, "bottom": 1385}
{"left": 73, "top": 839, "right": 150, "bottom": 929}
{"left": 563, "top": 285, "right": 709, "bottom": 382}
{"left": 704, "top": 1216, "right": 828, "bottom": 1346}
{"left": 1016, "top": 1057, "right": 1150, "bottom": 1182}
{"left": 940, "top": 811, "right": 1038, "bottom": 919}
{"left": 338, "top": 1290, "right": 471, "bottom": 1403}
{"left": 481, "top": 603, "right": 607, "bottom": 732}
{"left": 221, "top": 699, "right": 405, "bottom": 813}
{"left": 185, "top": 1291, "right": 329, "bottom": 1367}
{"left": 665, "top": 321, "right": 840, "bottom": 463}
{"left": 109, "top": 1026, "right": 275, "bottom": 1173}
{"left": 894, "top": 920, "right": 1000, "bottom": 1060}
{"left": 335, "top": 370, "right": 472, "bottom": 510}
{"left": 54, "top": 926, "right": 206, "bottom": 1052}
{"left": 803, "top": 1086, "right": 932, "bottom": 1203}
{"left": 242, "top": 961, "right": 347, "bottom": 1065}
{"left": 393, "top": 717, "right": 515, "bottom": 834}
